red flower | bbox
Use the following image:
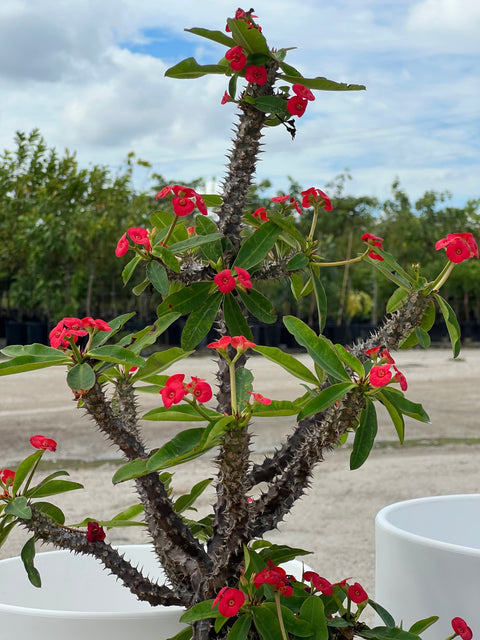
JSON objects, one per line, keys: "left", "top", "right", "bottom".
{"left": 195, "top": 195, "right": 208, "bottom": 216}
{"left": 92, "top": 318, "right": 112, "bottom": 332}
{"left": 0, "top": 469, "right": 15, "bottom": 485}
{"left": 247, "top": 391, "right": 271, "bottom": 405}
{"left": 272, "top": 194, "right": 290, "bottom": 203}
{"left": 380, "top": 348, "right": 395, "bottom": 364}
{"left": 49, "top": 322, "right": 68, "bottom": 349}
{"left": 245, "top": 65, "right": 267, "bottom": 86}
{"left": 287, "top": 95, "right": 308, "bottom": 117}
{"left": 452, "top": 617, "right": 473, "bottom": 640}
{"left": 214, "top": 587, "right": 245, "bottom": 617}
{"left": 192, "top": 380, "right": 213, "bottom": 403}
{"left": 392, "top": 365, "right": 408, "bottom": 391}
{"left": 369, "top": 364, "right": 392, "bottom": 387}
{"left": 435, "top": 232, "right": 479, "bottom": 264}
{"left": 303, "top": 571, "right": 333, "bottom": 595}
{"left": 156, "top": 184, "right": 207, "bottom": 216}
{"left": 231, "top": 336, "right": 256, "bottom": 351}
{"left": 115, "top": 232, "right": 129, "bottom": 257}
{"left": 301, "top": 187, "right": 333, "bottom": 211}
{"left": 254, "top": 562, "right": 293, "bottom": 596}
{"left": 235, "top": 266, "right": 252, "bottom": 290}
{"left": 86, "top": 521, "right": 106, "bottom": 543}
{"left": 30, "top": 435, "right": 57, "bottom": 452}
{"left": 160, "top": 375, "right": 186, "bottom": 409}
{"left": 214, "top": 269, "right": 236, "bottom": 294}
{"left": 252, "top": 207, "right": 268, "bottom": 221}
{"left": 292, "top": 84, "right": 315, "bottom": 101}
{"left": 362, "top": 232, "right": 384, "bottom": 261}
{"left": 348, "top": 582, "right": 368, "bottom": 604}
{"left": 365, "top": 346, "right": 381, "bottom": 358}
{"left": 221, "top": 91, "right": 230, "bottom": 105}
{"left": 172, "top": 197, "right": 195, "bottom": 217}
{"left": 225, "top": 45, "right": 247, "bottom": 71}
{"left": 128, "top": 227, "right": 151, "bottom": 251}
{"left": 207, "top": 336, "right": 232, "bottom": 351}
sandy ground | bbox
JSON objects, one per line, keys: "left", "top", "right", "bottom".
{"left": 1, "top": 346, "right": 480, "bottom": 610}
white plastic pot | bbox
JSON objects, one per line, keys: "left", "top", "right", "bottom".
{"left": 0, "top": 545, "right": 185, "bottom": 640}
{"left": 375, "top": 494, "right": 480, "bottom": 639}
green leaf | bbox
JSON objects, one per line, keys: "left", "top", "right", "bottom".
{"left": 283, "top": 316, "right": 351, "bottom": 382}
{"left": 168, "top": 233, "right": 224, "bottom": 254}
{"left": 226, "top": 18, "right": 269, "bottom": 55}
{"left": 157, "top": 282, "right": 213, "bottom": 317}
{"left": 135, "top": 347, "right": 191, "bottom": 380}
{"left": 263, "top": 603, "right": 313, "bottom": 637}
{"left": 87, "top": 345, "right": 145, "bottom": 368}
{"left": 434, "top": 293, "right": 461, "bottom": 357}
{"left": 166, "top": 625, "right": 192, "bottom": 640}
{"left": 254, "top": 96, "right": 289, "bottom": 117}
{"left": 257, "top": 544, "right": 311, "bottom": 566}
{"left": 185, "top": 27, "right": 235, "bottom": 47}
{"left": 367, "top": 600, "right": 395, "bottom": 628}
{"left": 223, "top": 293, "right": 254, "bottom": 341}
{"left": 0, "top": 354, "right": 68, "bottom": 376}
{"left": 236, "top": 367, "right": 254, "bottom": 410}
{"left": 415, "top": 326, "right": 431, "bottom": 348}
{"left": 32, "top": 502, "right": 66, "bottom": 525}
{"left": 290, "top": 273, "right": 304, "bottom": 301}
{"left": 278, "top": 74, "right": 365, "bottom": 92}
{"left": 408, "top": 616, "right": 439, "bottom": 635}
{"left": 268, "top": 211, "right": 306, "bottom": 246}
{"left": 237, "top": 288, "right": 276, "bottom": 324}
{"left": 122, "top": 255, "right": 142, "bottom": 285}
{"left": 298, "top": 382, "right": 356, "bottom": 420}
{"left": 147, "top": 428, "right": 211, "bottom": 471}
{"left": 111, "top": 503, "right": 144, "bottom": 523}
{"left": 350, "top": 398, "right": 378, "bottom": 470}
{"left": 253, "top": 346, "right": 318, "bottom": 385}
{"left": 12, "top": 450, "right": 43, "bottom": 496}
{"left": 146, "top": 261, "right": 169, "bottom": 295}
{"left": 386, "top": 287, "right": 408, "bottom": 314}
{"left": 28, "top": 480, "right": 83, "bottom": 498}
{"left": 286, "top": 253, "right": 309, "bottom": 271}
{"left": 67, "top": 363, "right": 96, "bottom": 392}
{"left": 300, "top": 596, "right": 328, "bottom": 640}
{"left": 195, "top": 216, "right": 223, "bottom": 262}
{"left": 310, "top": 267, "right": 327, "bottom": 332}
{"left": 334, "top": 344, "right": 365, "bottom": 378}
{"left": 399, "top": 300, "right": 436, "bottom": 349}
{"left": 252, "top": 400, "right": 299, "bottom": 417}
{"left": 112, "top": 459, "right": 149, "bottom": 484}
{"left": 181, "top": 292, "right": 222, "bottom": 350}
{"left": 0, "top": 520, "right": 17, "bottom": 550}
{"left": 1, "top": 343, "right": 63, "bottom": 358}
{"left": 278, "top": 60, "right": 302, "bottom": 77}
{"left": 151, "top": 244, "right": 181, "bottom": 272}
{"left": 234, "top": 222, "right": 281, "bottom": 270}
{"left": 180, "top": 600, "right": 217, "bottom": 623}
{"left": 202, "top": 194, "right": 223, "bottom": 207}
{"left": 174, "top": 478, "right": 212, "bottom": 514}
{"left": 252, "top": 605, "right": 283, "bottom": 640}
{"left": 5, "top": 496, "right": 32, "bottom": 519}
{"left": 21, "top": 537, "right": 41, "bottom": 588}
{"left": 165, "top": 57, "right": 227, "bottom": 79}
{"left": 89, "top": 312, "right": 136, "bottom": 348}
{"left": 380, "top": 388, "right": 430, "bottom": 423}
{"left": 143, "top": 404, "right": 221, "bottom": 422}
{"left": 132, "top": 279, "right": 150, "bottom": 296}
{"left": 228, "top": 614, "right": 252, "bottom": 640}
{"left": 199, "top": 416, "right": 235, "bottom": 448}
{"left": 376, "top": 391, "right": 405, "bottom": 444}
{"left": 359, "top": 627, "right": 424, "bottom": 639}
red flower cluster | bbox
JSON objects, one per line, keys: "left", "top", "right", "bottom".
{"left": 207, "top": 335, "right": 256, "bottom": 353}
{"left": 86, "top": 521, "right": 106, "bottom": 543}
{"left": 49, "top": 317, "right": 112, "bottom": 350}
{"left": 361, "top": 233, "right": 384, "bottom": 261}
{"left": 115, "top": 227, "right": 151, "bottom": 257}
{"left": 300, "top": 187, "right": 333, "bottom": 211}
{"left": 451, "top": 617, "right": 473, "bottom": 640}
{"left": 0, "top": 469, "right": 15, "bottom": 486}
{"left": 303, "top": 571, "right": 333, "bottom": 595}
{"left": 30, "top": 435, "right": 57, "bottom": 452}
{"left": 225, "top": 8, "right": 260, "bottom": 33}
{"left": 212, "top": 586, "right": 245, "bottom": 617}
{"left": 287, "top": 84, "right": 315, "bottom": 118}
{"left": 214, "top": 267, "right": 252, "bottom": 294}
{"left": 252, "top": 207, "right": 268, "bottom": 222}
{"left": 254, "top": 561, "right": 293, "bottom": 596}
{"left": 156, "top": 184, "right": 208, "bottom": 217}
{"left": 271, "top": 194, "right": 303, "bottom": 214}
{"left": 435, "top": 232, "right": 478, "bottom": 264}
{"left": 365, "top": 346, "right": 407, "bottom": 390}
{"left": 160, "top": 374, "right": 213, "bottom": 409}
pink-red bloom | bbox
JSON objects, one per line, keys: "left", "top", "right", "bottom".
{"left": 254, "top": 562, "right": 293, "bottom": 596}
{"left": 392, "top": 365, "right": 408, "bottom": 391}
{"left": 435, "top": 233, "right": 479, "bottom": 264}
{"left": 301, "top": 187, "right": 333, "bottom": 211}
{"left": 86, "top": 521, "right": 106, "bottom": 543}
{"left": 156, "top": 185, "right": 207, "bottom": 217}
{"left": 234, "top": 266, "right": 252, "bottom": 290}
{"left": 214, "top": 269, "right": 236, "bottom": 294}
{"left": 160, "top": 376, "right": 186, "bottom": 409}
{"left": 365, "top": 346, "right": 381, "bottom": 358}
{"left": 245, "top": 65, "right": 267, "bottom": 86}
{"left": 369, "top": 364, "right": 392, "bottom": 387}
{"left": 451, "top": 617, "right": 473, "bottom": 640}
{"left": 207, "top": 336, "right": 232, "bottom": 351}
{"left": 348, "top": 582, "right": 368, "bottom": 604}
{"left": 30, "top": 435, "right": 57, "bottom": 452}
{"left": 287, "top": 95, "right": 308, "bottom": 118}
{"left": 213, "top": 587, "right": 245, "bottom": 617}
{"left": 231, "top": 336, "right": 256, "bottom": 352}
{"left": 361, "top": 233, "right": 384, "bottom": 261}
{"left": 303, "top": 571, "right": 333, "bottom": 595}
{"left": 191, "top": 380, "right": 213, "bottom": 403}
{"left": 0, "top": 469, "right": 15, "bottom": 485}
{"left": 128, "top": 227, "right": 151, "bottom": 251}
{"left": 292, "top": 84, "right": 315, "bottom": 101}
{"left": 115, "top": 232, "right": 129, "bottom": 257}
{"left": 252, "top": 207, "right": 268, "bottom": 222}
{"left": 247, "top": 391, "right": 271, "bottom": 405}
{"left": 221, "top": 91, "right": 230, "bottom": 105}
{"left": 225, "top": 45, "right": 247, "bottom": 71}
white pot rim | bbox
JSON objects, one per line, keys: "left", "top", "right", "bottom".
{"left": 375, "top": 493, "right": 480, "bottom": 556}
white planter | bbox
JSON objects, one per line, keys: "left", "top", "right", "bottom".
{"left": 375, "top": 494, "right": 480, "bottom": 639}
{"left": 0, "top": 545, "right": 185, "bottom": 640}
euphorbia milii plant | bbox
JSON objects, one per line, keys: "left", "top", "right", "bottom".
{"left": 0, "top": 7, "right": 476, "bottom": 640}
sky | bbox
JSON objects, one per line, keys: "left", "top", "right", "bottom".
{"left": 1, "top": 0, "right": 479, "bottom": 207}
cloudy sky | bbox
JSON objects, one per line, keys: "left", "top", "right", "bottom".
{"left": 1, "top": 0, "right": 479, "bottom": 206}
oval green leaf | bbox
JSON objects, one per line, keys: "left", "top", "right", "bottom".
{"left": 298, "top": 383, "right": 356, "bottom": 420}
{"left": 67, "top": 363, "right": 96, "bottom": 392}
{"left": 234, "top": 222, "right": 281, "bottom": 270}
